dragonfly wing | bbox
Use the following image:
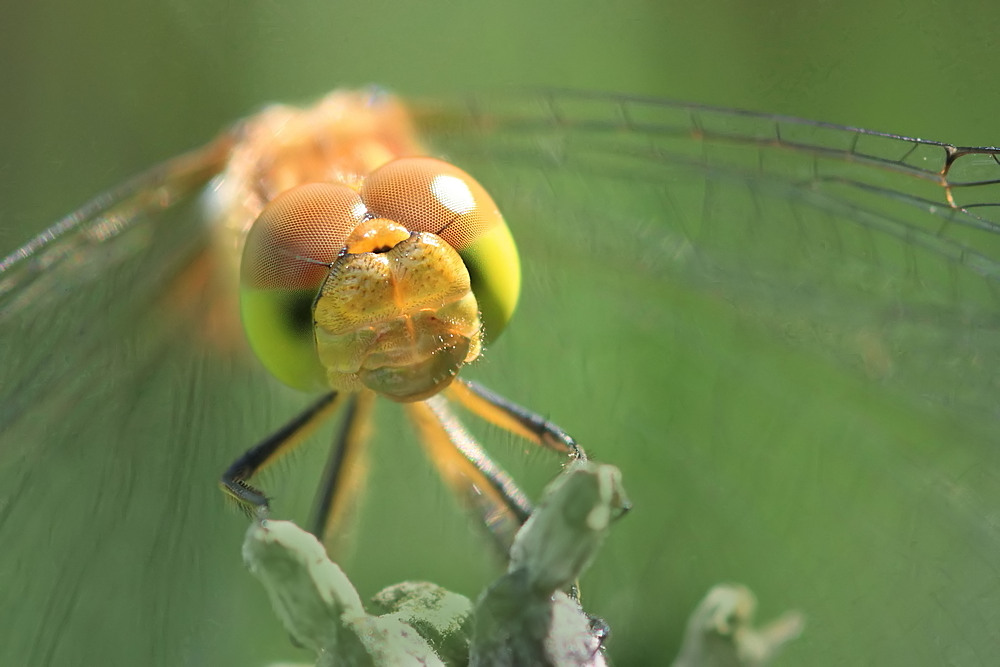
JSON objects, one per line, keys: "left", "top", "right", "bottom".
{"left": 419, "top": 91, "right": 1000, "bottom": 425}
{"left": 3, "top": 90, "right": 999, "bottom": 665}
{"left": 0, "top": 134, "right": 300, "bottom": 665}
{"left": 0, "top": 137, "right": 234, "bottom": 432}
{"left": 415, "top": 91, "right": 1000, "bottom": 663}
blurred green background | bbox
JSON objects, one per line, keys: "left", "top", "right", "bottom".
{"left": 2, "top": 1, "right": 1000, "bottom": 665}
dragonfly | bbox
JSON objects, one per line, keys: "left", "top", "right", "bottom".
{"left": 1, "top": 89, "right": 999, "bottom": 666}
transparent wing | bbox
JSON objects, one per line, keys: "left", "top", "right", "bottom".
{"left": 0, "top": 137, "right": 232, "bottom": 431}
{"left": 0, "top": 133, "right": 302, "bottom": 665}
{"left": 419, "top": 90, "right": 1000, "bottom": 421}
{"left": 414, "top": 91, "right": 1000, "bottom": 664}
{"left": 3, "top": 91, "right": 1000, "bottom": 667}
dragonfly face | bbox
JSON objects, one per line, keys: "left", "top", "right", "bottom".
{"left": 2, "top": 89, "right": 1000, "bottom": 665}
{"left": 195, "top": 91, "right": 521, "bottom": 400}
{"left": 238, "top": 156, "right": 520, "bottom": 400}
{"left": 312, "top": 220, "right": 483, "bottom": 401}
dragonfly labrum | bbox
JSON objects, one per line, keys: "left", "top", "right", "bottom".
{"left": 1, "top": 89, "right": 999, "bottom": 665}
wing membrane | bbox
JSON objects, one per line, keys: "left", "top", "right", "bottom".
{"left": 0, "top": 132, "right": 295, "bottom": 665}
{"left": 417, "top": 90, "right": 1000, "bottom": 428}
{"left": 415, "top": 91, "right": 1000, "bottom": 664}
{"left": 2, "top": 91, "right": 1000, "bottom": 665}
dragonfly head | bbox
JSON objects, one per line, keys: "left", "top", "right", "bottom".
{"left": 239, "top": 158, "right": 521, "bottom": 401}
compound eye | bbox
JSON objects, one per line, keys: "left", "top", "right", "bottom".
{"left": 240, "top": 183, "right": 366, "bottom": 390}
{"left": 361, "top": 157, "right": 521, "bottom": 340}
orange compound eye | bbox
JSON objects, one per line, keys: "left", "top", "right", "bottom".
{"left": 361, "top": 158, "right": 521, "bottom": 341}
{"left": 362, "top": 157, "right": 497, "bottom": 249}
{"left": 241, "top": 183, "right": 367, "bottom": 290}
{"left": 240, "top": 183, "right": 367, "bottom": 390}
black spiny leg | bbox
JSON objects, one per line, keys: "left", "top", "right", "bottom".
{"left": 221, "top": 392, "right": 343, "bottom": 516}
{"left": 406, "top": 395, "right": 533, "bottom": 555}
{"left": 444, "top": 379, "right": 615, "bottom": 603}
{"left": 447, "top": 379, "right": 588, "bottom": 461}
{"left": 310, "top": 390, "right": 376, "bottom": 547}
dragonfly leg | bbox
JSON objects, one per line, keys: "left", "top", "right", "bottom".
{"left": 446, "top": 379, "right": 620, "bottom": 603}
{"left": 406, "top": 396, "right": 533, "bottom": 554}
{"left": 447, "top": 378, "right": 588, "bottom": 461}
{"left": 309, "top": 390, "right": 376, "bottom": 544}
{"left": 220, "top": 391, "right": 342, "bottom": 516}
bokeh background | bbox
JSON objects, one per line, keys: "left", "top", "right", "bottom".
{"left": 2, "top": 1, "right": 1000, "bottom": 665}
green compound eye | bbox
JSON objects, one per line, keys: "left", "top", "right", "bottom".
{"left": 361, "top": 157, "right": 521, "bottom": 342}
{"left": 239, "top": 183, "right": 366, "bottom": 391}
